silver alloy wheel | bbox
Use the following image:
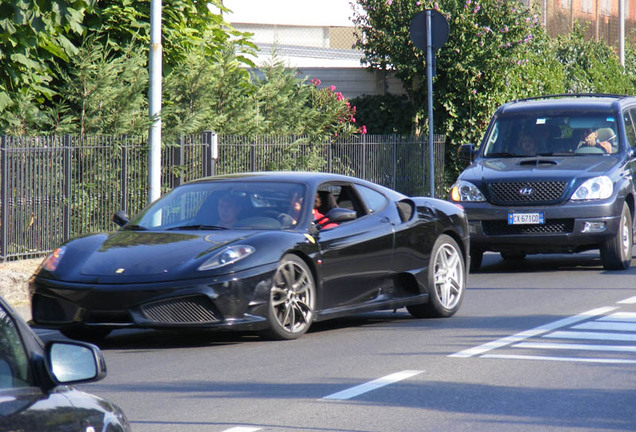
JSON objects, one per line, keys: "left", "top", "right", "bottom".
{"left": 432, "top": 242, "right": 464, "bottom": 310}
{"left": 271, "top": 259, "right": 314, "bottom": 335}
{"left": 620, "top": 211, "right": 631, "bottom": 256}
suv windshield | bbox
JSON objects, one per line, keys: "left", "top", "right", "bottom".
{"left": 482, "top": 111, "right": 619, "bottom": 157}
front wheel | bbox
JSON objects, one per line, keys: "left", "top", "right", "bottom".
{"left": 407, "top": 234, "right": 466, "bottom": 318}
{"left": 260, "top": 254, "right": 316, "bottom": 340}
{"left": 600, "top": 203, "right": 633, "bottom": 270}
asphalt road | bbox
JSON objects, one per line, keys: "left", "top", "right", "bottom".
{"left": 38, "top": 250, "right": 636, "bottom": 432}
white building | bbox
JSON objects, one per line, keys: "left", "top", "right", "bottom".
{"left": 223, "top": 0, "right": 406, "bottom": 98}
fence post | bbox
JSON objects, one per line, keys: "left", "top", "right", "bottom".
{"left": 250, "top": 137, "right": 257, "bottom": 172}
{"left": 392, "top": 134, "right": 397, "bottom": 190}
{"left": 63, "top": 135, "right": 72, "bottom": 241}
{"left": 362, "top": 134, "right": 367, "bottom": 180}
{"left": 327, "top": 139, "right": 332, "bottom": 173}
{"left": 121, "top": 137, "right": 128, "bottom": 212}
{"left": 170, "top": 137, "right": 184, "bottom": 188}
{"left": 0, "top": 136, "right": 7, "bottom": 260}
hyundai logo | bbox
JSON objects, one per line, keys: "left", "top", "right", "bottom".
{"left": 519, "top": 187, "right": 535, "bottom": 196}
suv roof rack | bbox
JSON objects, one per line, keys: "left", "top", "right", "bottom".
{"left": 512, "top": 93, "right": 631, "bottom": 103}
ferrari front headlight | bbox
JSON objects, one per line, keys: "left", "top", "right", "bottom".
{"left": 41, "top": 247, "right": 66, "bottom": 272}
{"left": 198, "top": 245, "right": 255, "bottom": 271}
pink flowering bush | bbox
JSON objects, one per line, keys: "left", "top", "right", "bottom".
{"left": 306, "top": 80, "right": 367, "bottom": 139}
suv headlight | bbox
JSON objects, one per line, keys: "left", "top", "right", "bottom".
{"left": 449, "top": 180, "right": 486, "bottom": 202}
{"left": 571, "top": 176, "right": 613, "bottom": 201}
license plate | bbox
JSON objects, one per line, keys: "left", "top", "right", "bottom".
{"left": 508, "top": 212, "right": 544, "bottom": 225}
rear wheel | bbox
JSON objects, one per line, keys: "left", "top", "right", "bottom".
{"left": 407, "top": 235, "right": 466, "bottom": 318}
{"left": 260, "top": 254, "right": 315, "bottom": 340}
{"left": 600, "top": 202, "right": 633, "bottom": 270}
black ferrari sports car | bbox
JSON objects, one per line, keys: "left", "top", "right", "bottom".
{"left": 30, "top": 172, "right": 469, "bottom": 341}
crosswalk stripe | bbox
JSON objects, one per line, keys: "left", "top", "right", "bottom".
{"left": 573, "top": 321, "right": 636, "bottom": 332}
{"left": 545, "top": 330, "right": 636, "bottom": 342}
{"left": 449, "top": 306, "right": 617, "bottom": 358}
{"left": 514, "top": 341, "right": 636, "bottom": 352}
{"left": 481, "top": 354, "right": 636, "bottom": 364}
{"left": 598, "top": 312, "right": 636, "bottom": 322}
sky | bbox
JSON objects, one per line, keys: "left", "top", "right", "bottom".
{"left": 223, "top": 0, "right": 358, "bottom": 27}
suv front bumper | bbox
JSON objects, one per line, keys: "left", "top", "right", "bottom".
{"left": 464, "top": 198, "right": 623, "bottom": 254}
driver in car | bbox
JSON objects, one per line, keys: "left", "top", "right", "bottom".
{"left": 577, "top": 128, "right": 612, "bottom": 153}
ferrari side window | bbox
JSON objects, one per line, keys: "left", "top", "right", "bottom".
{"left": 355, "top": 185, "right": 388, "bottom": 214}
{"left": 0, "top": 306, "right": 30, "bottom": 389}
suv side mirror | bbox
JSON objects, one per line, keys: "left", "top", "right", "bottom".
{"left": 458, "top": 144, "right": 478, "bottom": 164}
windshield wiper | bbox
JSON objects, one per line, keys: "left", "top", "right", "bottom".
{"left": 485, "top": 152, "right": 526, "bottom": 158}
{"left": 166, "top": 224, "right": 228, "bottom": 231}
{"left": 124, "top": 224, "right": 148, "bottom": 231}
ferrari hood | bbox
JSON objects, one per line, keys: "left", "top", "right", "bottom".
{"left": 75, "top": 230, "right": 248, "bottom": 277}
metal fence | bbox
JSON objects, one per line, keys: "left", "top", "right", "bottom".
{"left": 0, "top": 133, "right": 444, "bottom": 260}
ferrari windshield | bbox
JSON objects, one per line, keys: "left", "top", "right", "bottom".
{"left": 482, "top": 111, "right": 620, "bottom": 157}
{"left": 129, "top": 181, "right": 307, "bottom": 230}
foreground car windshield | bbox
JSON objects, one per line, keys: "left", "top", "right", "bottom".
{"left": 483, "top": 111, "right": 620, "bottom": 157}
{"left": 129, "top": 181, "right": 307, "bottom": 230}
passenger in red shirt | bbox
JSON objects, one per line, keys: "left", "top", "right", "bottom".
{"left": 313, "top": 194, "right": 337, "bottom": 229}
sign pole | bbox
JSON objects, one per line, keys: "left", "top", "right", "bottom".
{"left": 148, "top": 0, "right": 162, "bottom": 204}
{"left": 426, "top": 10, "right": 435, "bottom": 197}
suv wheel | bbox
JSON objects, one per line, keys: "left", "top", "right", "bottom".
{"left": 600, "top": 202, "right": 633, "bottom": 270}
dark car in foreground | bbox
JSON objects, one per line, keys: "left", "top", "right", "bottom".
{"left": 449, "top": 94, "right": 636, "bottom": 271}
{"left": 0, "top": 295, "right": 130, "bottom": 432}
{"left": 30, "top": 172, "right": 469, "bottom": 341}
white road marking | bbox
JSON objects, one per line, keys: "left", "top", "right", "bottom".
{"left": 481, "top": 354, "right": 636, "bottom": 364}
{"left": 573, "top": 321, "right": 636, "bottom": 332}
{"left": 449, "top": 306, "right": 617, "bottom": 358}
{"left": 598, "top": 312, "right": 636, "bottom": 322}
{"left": 545, "top": 330, "right": 636, "bottom": 342}
{"left": 514, "top": 341, "right": 636, "bottom": 352}
{"left": 322, "top": 370, "right": 422, "bottom": 400}
{"left": 617, "top": 296, "right": 636, "bottom": 304}
{"left": 221, "top": 427, "right": 261, "bottom": 432}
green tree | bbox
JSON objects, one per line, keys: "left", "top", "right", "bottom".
{"left": 0, "top": 0, "right": 96, "bottom": 130}
{"left": 553, "top": 23, "right": 633, "bottom": 94}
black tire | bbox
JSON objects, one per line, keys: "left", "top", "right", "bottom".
{"left": 407, "top": 235, "right": 466, "bottom": 318}
{"left": 500, "top": 252, "right": 526, "bottom": 261}
{"left": 469, "top": 248, "right": 483, "bottom": 273}
{"left": 600, "top": 202, "right": 633, "bottom": 270}
{"left": 260, "top": 254, "right": 315, "bottom": 340}
{"left": 61, "top": 327, "right": 111, "bottom": 342}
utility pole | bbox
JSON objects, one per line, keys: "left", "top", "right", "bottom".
{"left": 148, "top": 0, "right": 162, "bottom": 204}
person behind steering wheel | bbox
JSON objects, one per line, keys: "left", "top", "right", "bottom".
{"left": 576, "top": 128, "right": 612, "bottom": 153}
